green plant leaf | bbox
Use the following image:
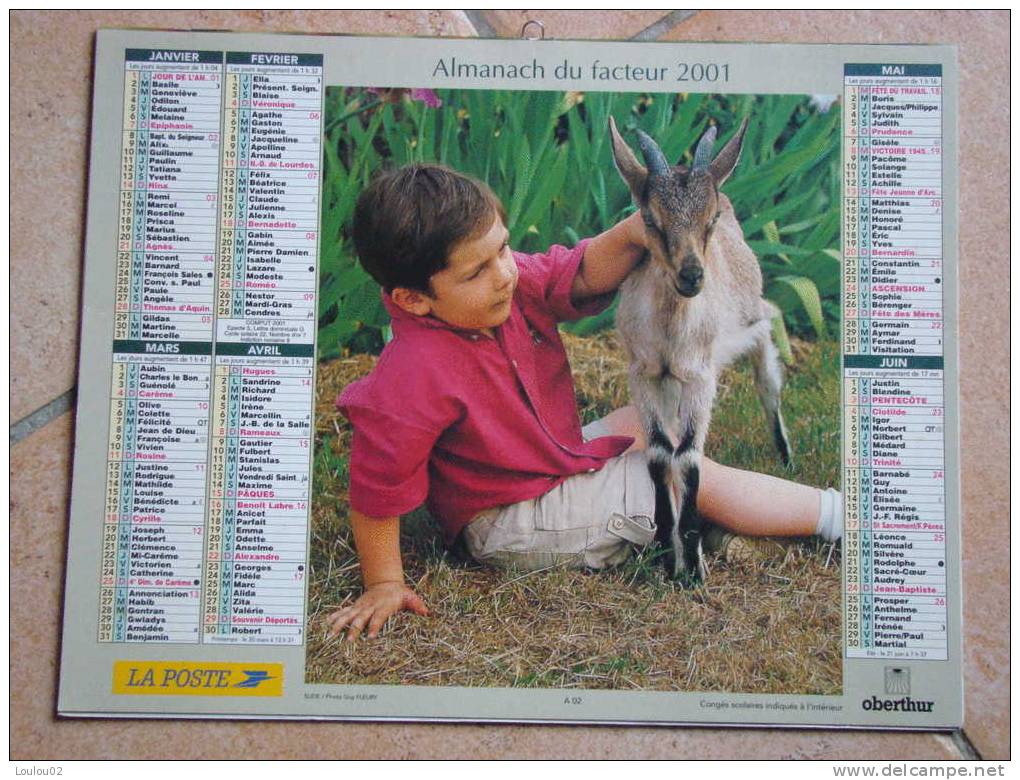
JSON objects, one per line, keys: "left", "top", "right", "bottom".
{"left": 801, "top": 207, "right": 841, "bottom": 251}
{"left": 317, "top": 319, "right": 362, "bottom": 361}
{"left": 788, "top": 250, "right": 841, "bottom": 296}
{"left": 417, "top": 104, "right": 436, "bottom": 161}
{"left": 562, "top": 295, "right": 620, "bottom": 335}
{"left": 758, "top": 95, "right": 802, "bottom": 160}
{"left": 746, "top": 240, "right": 815, "bottom": 258}
{"left": 660, "top": 94, "right": 707, "bottom": 165}
{"left": 770, "top": 313, "right": 794, "bottom": 366}
{"left": 517, "top": 146, "right": 568, "bottom": 240}
{"left": 506, "top": 136, "right": 533, "bottom": 237}
{"left": 723, "top": 108, "right": 838, "bottom": 205}
{"left": 340, "top": 281, "right": 386, "bottom": 326}
{"left": 771, "top": 275, "right": 827, "bottom": 338}
{"left": 739, "top": 188, "right": 817, "bottom": 236}
{"left": 592, "top": 170, "right": 608, "bottom": 229}
{"left": 762, "top": 220, "right": 789, "bottom": 264}
{"left": 778, "top": 214, "right": 828, "bottom": 235}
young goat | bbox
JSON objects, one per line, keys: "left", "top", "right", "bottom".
{"left": 609, "top": 116, "right": 792, "bottom": 586}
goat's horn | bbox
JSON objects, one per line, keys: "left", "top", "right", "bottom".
{"left": 693, "top": 125, "right": 718, "bottom": 172}
{"left": 636, "top": 130, "right": 670, "bottom": 177}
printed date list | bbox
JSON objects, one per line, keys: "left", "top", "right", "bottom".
{"left": 842, "top": 63, "right": 947, "bottom": 660}
{"left": 100, "top": 48, "right": 322, "bottom": 645}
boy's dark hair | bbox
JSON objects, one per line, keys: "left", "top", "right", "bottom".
{"left": 352, "top": 163, "right": 506, "bottom": 294}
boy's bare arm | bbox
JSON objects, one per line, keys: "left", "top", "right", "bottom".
{"left": 325, "top": 509, "right": 429, "bottom": 641}
{"left": 570, "top": 211, "right": 647, "bottom": 301}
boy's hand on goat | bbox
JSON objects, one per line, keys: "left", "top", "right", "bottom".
{"left": 326, "top": 581, "right": 430, "bottom": 641}
{"left": 570, "top": 211, "right": 650, "bottom": 302}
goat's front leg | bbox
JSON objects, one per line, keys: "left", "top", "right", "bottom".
{"left": 669, "top": 371, "right": 715, "bottom": 587}
{"left": 631, "top": 367, "right": 714, "bottom": 586}
{"left": 629, "top": 368, "right": 682, "bottom": 578}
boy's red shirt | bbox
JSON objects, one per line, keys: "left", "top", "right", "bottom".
{"left": 336, "top": 239, "right": 634, "bottom": 544}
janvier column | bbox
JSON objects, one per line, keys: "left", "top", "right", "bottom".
{"left": 101, "top": 49, "right": 223, "bottom": 643}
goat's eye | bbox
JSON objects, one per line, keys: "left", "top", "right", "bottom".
{"left": 642, "top": 216, "right": 663, "bottom": 240}
{"left": 704, "top": 213, "right": 720, "bottom": 240}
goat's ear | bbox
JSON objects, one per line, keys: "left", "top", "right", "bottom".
{"left": 709, "top": 117, "right": 748, "bottom": 187}
{"left": 609, "top": 116, "right": 648, "bottom": 203}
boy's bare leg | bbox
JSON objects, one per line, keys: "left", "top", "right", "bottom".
{"left": 697, "top": 458, "right": 819, "bottom": 537}
{"left": 600, "top": 405, "right": 820, "bottom": 537}
{"left": 598, "top": 405, "right": 647, "bottom": 453}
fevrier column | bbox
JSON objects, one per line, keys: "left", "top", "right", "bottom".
{"left": 204, "top": 52, "right": 323, "bottom": 644}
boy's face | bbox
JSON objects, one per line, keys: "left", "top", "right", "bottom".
{"left": 400, "top": 213, "right": 518, "bottom": 337}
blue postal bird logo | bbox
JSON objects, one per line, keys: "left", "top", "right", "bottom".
{"left": 235, "top": 670, "right": 276, "bottom": 689}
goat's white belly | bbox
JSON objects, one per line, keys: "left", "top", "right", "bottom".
{"left": 711, "top": 322, "right": 764, "bottom": 369}
{"left": 618, "top": 304, "right": 713, "bottom": 381}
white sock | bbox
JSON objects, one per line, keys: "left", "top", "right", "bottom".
{"left": 814, "top": 487, "right": 843, "bottom": 542}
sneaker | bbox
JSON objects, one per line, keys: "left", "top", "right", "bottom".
{"left": 702, "top": 524, "right": 786, "bottom": 564}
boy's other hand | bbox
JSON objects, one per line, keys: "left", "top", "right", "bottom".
{"left": 325, "top": 581, "right": 430, "bottom": 641}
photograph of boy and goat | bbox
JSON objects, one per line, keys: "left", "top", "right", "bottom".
{"left": 306, "top": 86, "right": 844, "bottom": 695}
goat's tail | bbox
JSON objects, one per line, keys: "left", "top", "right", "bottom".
{"left": 749, "top": 315, "right": 794, "bottom": 468}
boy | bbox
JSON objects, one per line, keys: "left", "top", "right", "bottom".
{"left": 326, "top": 163, "right": 841, "bottom": 641}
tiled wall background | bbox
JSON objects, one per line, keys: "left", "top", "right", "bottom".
{"left": 10, "top": 10, "right": 1008, "bottom": 760}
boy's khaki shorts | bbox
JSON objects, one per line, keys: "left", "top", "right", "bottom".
{"left": 461, "top": 420, "right": 657, "bottom": 571}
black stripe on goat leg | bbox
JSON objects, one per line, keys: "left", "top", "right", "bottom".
{"left": 670, "top": 419, "right": 704, "bottom": 585}
{"left": 648, "top": 423, "right": 674, "bottom": 455}
{"left": 676, "top": 418, "right": 696, "bottom": 455}
{"left": 647, "top": 420, "right": 677, "bottom": 575}
{"left": 772, "top": 414, "right": 792, "bottom": 467}
{"left": 647, "top": 457, "right": 677, "bottom": 576}
{"left": 676, "top": 462, "right": 705, "bottom": 587}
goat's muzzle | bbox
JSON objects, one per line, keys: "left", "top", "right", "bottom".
{"left": 675, "top": 266, "right": 704, "bottom": 297}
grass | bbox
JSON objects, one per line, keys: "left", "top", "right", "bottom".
{"left": 305, "top": 333, "right": 841, "bottom": 694}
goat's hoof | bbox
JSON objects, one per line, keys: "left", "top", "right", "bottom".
{"left": 670, "top": 546, "right": 706, "bottom": 588}
{"left": 674, "top": 564, "right": 705, "bottom": 588}
{"left": 778, "top": 445, "right": 793, "bottom": 469}
{"left": 660, "top": 548, "right": 678, "bottom": 579}
{"left": 675, "top": 568, "right": 704, "bottom": 589}
{"left": 772, "top": 417, "right": 793, "bottom": 467}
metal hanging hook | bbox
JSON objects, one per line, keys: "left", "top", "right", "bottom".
{"left": 520, "top": 20, "right": 545, "bottom": 40}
